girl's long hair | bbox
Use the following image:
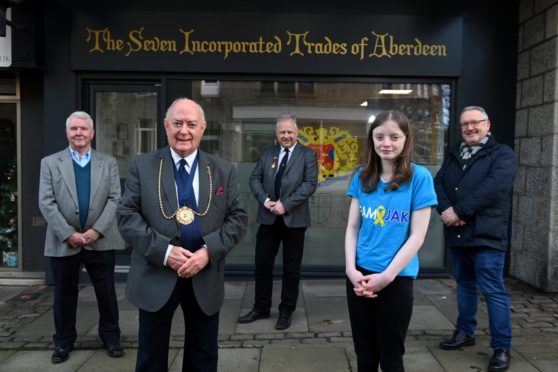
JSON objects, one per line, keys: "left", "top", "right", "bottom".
{"left": 360, "top": 110, "right": 414, "bottom": 193}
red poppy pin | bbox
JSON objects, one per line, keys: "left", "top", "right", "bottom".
{"left": 215, "top": 185, "right": 224, "bottom": 196}
{"left": 271, "top": 156, "right": 278, "bottom": 169}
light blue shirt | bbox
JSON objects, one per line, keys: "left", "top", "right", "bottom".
{"left": 69, "top": 147, "right": 91, "bottom": 167}
{"left": 347, "top": 163, "right": 437, "bottom": 278}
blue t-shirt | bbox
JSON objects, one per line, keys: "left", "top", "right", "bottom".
{"left": 347, "top": 163, "right": 437, "bottom": 278}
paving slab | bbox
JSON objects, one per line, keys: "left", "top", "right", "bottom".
{"left": 404, "top": 349, "right": 444, "bottom": 372}
{"left": 115, "top": 308, "right": 139, "bottom": 337}
{"left": 414, "top": 279, "right": 455, "bottom": 295}
{"left": 14, "top": 310, "right": 54, "bottom": 339}
{"left": 219, "top": 299, "right": 242, "bottom": 336}
{"left": 301, "top": 279, "right": 346, "bottom": 297}
{"left": 75, "top": 349, "right": 136, "bottom": 371}
{"left": 0, "top": 349, "right": 16, "bottom": 363}
{"left": 169, "top": 348, "right": 260, "bottom": 372}
{"left": 259, "top": 344, "right": 350, "bottom": 372}
{"left": 225, "top": 281, "right": 247, "bottom": 300}
{"left": 0, "top": 286, "right": 27, "bottom": 303}
{"left": 0, "top": 349, "right": 95, "bottom": 371}
{"left": 430, "top": 342, "right": 540, "bottom": 372}
{"left": 304, "top": 296, "right": 350, "bottom": 333}
{"left": 409, "top": 305, "right": 454, "bottom": 331}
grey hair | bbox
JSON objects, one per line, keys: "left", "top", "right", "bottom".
{"left": 276, "top": 113, "right": 298, "bottom": 129}
{"left": 461, "top": 106, "right": 489, "bottom": 121}
{"left": 66, "top": 111, "right": 94, "bottom": 130}
{"left": 165, "top": 97, "right": 206, "bottom": 123}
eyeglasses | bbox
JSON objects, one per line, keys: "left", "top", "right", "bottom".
{"left": 460, "top": 119, "right": 487, "bottom": 128}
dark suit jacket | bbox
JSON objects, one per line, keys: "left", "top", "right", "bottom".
{"left": 250, "top": 143, "right": 318, "bottom": 228}
{"left": 39, "top": 149, "right": 121, "bottom": 257}
{"left": 117, "top": 147, "right": 247, "bottom": 315}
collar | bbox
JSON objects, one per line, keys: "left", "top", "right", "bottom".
{"left": 69, "top": 147, "right": 92, "bottom": 163}
{"left": 170, "top": 148, "right": 198, "bottom": 168}
{"left": 282, "top": 142, "right": 297, "bottom": 153}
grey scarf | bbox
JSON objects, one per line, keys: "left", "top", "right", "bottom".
{"left": 458, "top": 132, "right": 491, "bottom": 169}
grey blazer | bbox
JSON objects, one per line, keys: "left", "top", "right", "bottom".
{"left": 117, "top": 147, "right": 248, "bottom": 315}
{"left": 38, "top": 149, "right": 122, "bottom": 257}
{"left": 250, "top": 143, "right": 318, "bottom": 228}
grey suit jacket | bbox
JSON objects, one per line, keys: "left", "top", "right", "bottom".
{"left": 38, "top": 149, "right": 122, "bottom": 257}
{"left": 250, "top": 143, "right": 318, "bottom": 228}
{"left": 117, "top": 147, "right": 248, "bottom": 315}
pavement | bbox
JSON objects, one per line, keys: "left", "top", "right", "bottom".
{"left": 0, "top": 277, "right": 557, "bottom": 371}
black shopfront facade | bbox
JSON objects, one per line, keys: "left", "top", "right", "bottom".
{"left": 0, "top": 0, "right": 518, "bottom": 281}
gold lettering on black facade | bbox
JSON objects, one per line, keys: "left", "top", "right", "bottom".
{"left": 369, "top": 32, "right": 447, "bottom": 58}
{"left": 286, "top": 31, "right": 347, "bottom": 56}
{"left": 180, "top": 29, "right": 282, "bottom": 59}
{"left": 83, "top": 27, "right": 449, "bottom": 61}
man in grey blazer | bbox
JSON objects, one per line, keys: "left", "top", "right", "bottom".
{"left": 238, "top": 113, "right": 318, "bottom": 330}
{"left": 39, "top": 111, "right": 123, "bottom": 364}
{"left": 117, "top": 98, "right": 247, "bottom": 372}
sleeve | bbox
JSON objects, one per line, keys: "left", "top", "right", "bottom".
{"left": 347, "top": 170, "right": 361, "bottom": 198}
{"left": 249, "top": 149, "right": 269, "bottom": 205}
{"left": 411, "top": 166, "right": 438, "bottom": 211}
{"left": 117, "top": 156, "right": 172, "bottom": 267}
{"left": 433, "top": 156, "right": 452, "bottom": 214}
{"left": 281, "top": 148, "right": 318, "bottom": 212}
{"left": 90, "top": 156, "right": 121, "bottom": 236}
{"left": 202, "top": 165, "right": 248, "bottom": 263}
{"left": 38, "top": 157, "right": 76, "bottom": 242}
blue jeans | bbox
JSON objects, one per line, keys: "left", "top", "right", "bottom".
{"left": 450, "top": 247, "right": 511, "bottom": 351}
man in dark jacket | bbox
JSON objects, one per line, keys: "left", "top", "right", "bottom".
{"left": 435, "top": 106, "right": 517, "bottom": 372}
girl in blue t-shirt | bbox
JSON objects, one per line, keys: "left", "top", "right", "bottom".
{"left": 345, "top": 110, "right": 437, "bottom": 372}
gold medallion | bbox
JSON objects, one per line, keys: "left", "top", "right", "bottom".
{"left": 176, "top": 207, "right": 195, "bottom": 225}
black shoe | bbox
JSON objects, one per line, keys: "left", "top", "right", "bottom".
{"left": 238, "top": 309, "right": 270, "bottom": 323}
{"left": 104, "top": 341, "right": 124, "bottom": 358}
{"left": 51, "top": 344, "right": 73, "bottom": 364}
{"left": 276, "top": 313, "right": 292, "bottom": 330}
{"left": 439, "top": 330, "right": 475, "bottom": 350}
{"left": 489, "top": 348, "right": 510, "bottom": 371}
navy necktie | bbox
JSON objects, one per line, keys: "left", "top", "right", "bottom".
{"left": 178, "top": 159, "right": 189, "bottom": 186}
{"left": 177, "top": 159, "right": 203, "bottom": 252}
{"left": 274, "top": 148, "right": 289, "bottom": 200}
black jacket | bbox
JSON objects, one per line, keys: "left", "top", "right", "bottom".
{"left": 434, "top": 136, "right": 517, "bottom": 251}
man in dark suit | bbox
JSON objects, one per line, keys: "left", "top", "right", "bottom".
{"left": 238, "top": 113, "right": 318, "bottom": 330}
{"left": 39, "top": 111, "right": 123, "bottom": 364}
{"left": 117, "top": 98, "right": 247, "bottom": 372}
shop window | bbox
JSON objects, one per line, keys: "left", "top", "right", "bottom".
{"left": 94, "top": 90, "right": 158, "bottom": 180}
{"left": 0, "top": 100, "right": 18, "bottom": 268}
{"left": 191, "top": 80, "right": 451, "bottom": 272}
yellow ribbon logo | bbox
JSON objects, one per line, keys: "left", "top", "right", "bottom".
{"left": 373, "top": 206, "right": 386, "bottom": 227}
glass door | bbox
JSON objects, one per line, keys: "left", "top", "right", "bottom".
{"left": 86, "top": 83, "right": 161, "bottom": 260}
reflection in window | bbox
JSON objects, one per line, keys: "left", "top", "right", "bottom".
{"left": 0, "top": 103, "right": 17, "bottom": 268}
{"left": 192, "top": 80, "right": 450, "bottom": 272}
{"left": 95, "top": 92, "right": 158, "bottom": 178}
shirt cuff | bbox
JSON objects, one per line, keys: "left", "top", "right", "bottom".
{"left": 163, "top": 244, "right": 173, "bottom": 266}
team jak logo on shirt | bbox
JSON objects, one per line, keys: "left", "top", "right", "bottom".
{"left": 360, "top": 205, "right": 409, "bottom": 227}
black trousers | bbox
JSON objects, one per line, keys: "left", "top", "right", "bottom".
{"left": 346, "top": 268, "right": 414, "bottom": 372}
{"left": 254, "top": 217, "right": 306, "bottom": 314}
{"left": 50, "top": 249, "right": 120, "bottom": 347}
{"left": 135, "top": 278, "right": 219, "bottom": 372}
